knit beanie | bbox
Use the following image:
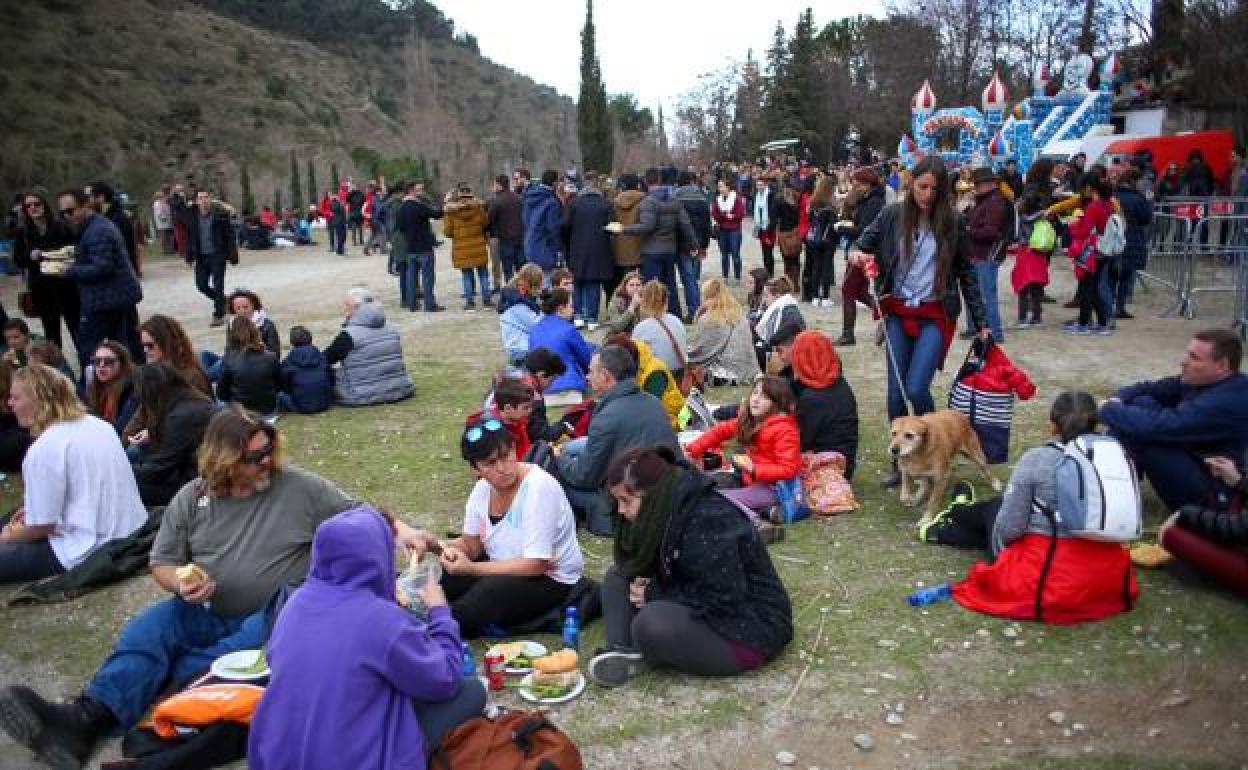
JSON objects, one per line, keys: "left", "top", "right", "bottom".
{"left": 790, "top": 330, "right": 841, "bottom": 389}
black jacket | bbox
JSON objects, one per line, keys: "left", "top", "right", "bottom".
{"left": 395, "top": 197, "right": 443, "bottom": 255}
{"left": 14, "top": 217, "right": 75, "bottom": 287}
{"left": 131, "top": 398, "right": 219, "bottom": 507}
{"left": 648, "top": 469, "right": 793, "bottom": 660}
{"left": 103, "top": 205, "right": 138, "bottom": 274}
{"left": 797, "top": 375, "right": 860, "bottom": 479}
{"left": 846, "top": 185, "right": 886, "bottom": 241}
{"left": 561, "top": 189, "right": 614, "bottom": 282}
{"left": 218, "top": 350, "right": 281, "bottom": 415}
{"left": 186, "top": 204, "right": 239, "bottom": 265}
{"left": 674, "top": 185, "right": 713, "bottom": 249}
{"left": 855, "top": 203, "right": 988, "bottom": 328}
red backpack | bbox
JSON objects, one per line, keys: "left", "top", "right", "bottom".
{"left": 431, "top": 710, "right": 582, "bottom": 770}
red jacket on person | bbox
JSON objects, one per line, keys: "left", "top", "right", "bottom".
{"left": 685, "top": 413, "right": 802, "bottom": 485}
{"left": 465, "top": 408, "right": 531, "bottom": 461}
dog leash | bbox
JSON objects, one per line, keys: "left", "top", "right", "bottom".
{"left": 863, "top": 259, "right": 913, "bottom": 420}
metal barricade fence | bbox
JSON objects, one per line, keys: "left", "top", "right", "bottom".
{"left": 1236, "top": 256, "right": 1248, "bottom": 340}
{"left": 1138, "top": 212, "right": 1194, "bottom": 316}
{"left": 1183, "top": 214, "right": 1248, "bottom": 321}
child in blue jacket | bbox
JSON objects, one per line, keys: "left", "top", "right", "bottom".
{"left": 279, "top": 326, "right": 332, "bottom": 413}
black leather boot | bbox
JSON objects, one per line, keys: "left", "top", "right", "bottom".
{"left": 0, "top": 686, "right": 114, "bottom": 770}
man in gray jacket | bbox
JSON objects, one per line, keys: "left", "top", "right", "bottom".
{"left": 556, "top": 345, "right": 678, "bottom": 536}
{"left": 323, "top": 287, "right": 415, "bottom": 406}
{"left": 609, "top": 167, "right": 697, "bottom": 318}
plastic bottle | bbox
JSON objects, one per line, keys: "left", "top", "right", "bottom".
{"left": 460, "top": 643, "right": 476, "bottom": 677}
{"left": 561, "top": 607, "right": 580, "bottom": 651}
{"left": 906, "top": 583, "right": 953, "bottom": 607}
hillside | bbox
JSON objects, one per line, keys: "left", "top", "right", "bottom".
{"left": 0, "top": 0, "right": 579, "bottom": 204}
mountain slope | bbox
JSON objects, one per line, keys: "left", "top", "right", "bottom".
{"left": 1, "top": 0, "right": 578, "bottom": 202}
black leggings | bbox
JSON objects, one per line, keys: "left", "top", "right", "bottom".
{"left": 1017, "top": 284, "right": 1043, "bottom": 323}
{"left": 760, "top": 242, "right": 775, "bottom": 277}
{"left": 441, "top": 571, "right": 572, "bottom": 638}
{"left": 807, "top": 241, "right": 835, "bottom": 299}
{"left": 1077, "top": 260, "right": 1108, "bottom": 327}
{"left": 601, "top": 566, "right": 743, "bottom": 676}
{"left": 930, "top": 497, "right": 1003, "bottom": 550}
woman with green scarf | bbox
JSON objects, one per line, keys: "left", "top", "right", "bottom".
{"left": 588, "top": 446, "right": 793, "bottom": 688}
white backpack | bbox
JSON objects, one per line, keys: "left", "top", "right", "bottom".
{"left": 1034, "top": 435, "right": 1142, "bottom": 543}
{"left": 1098, "top": 213, "right": 1127, "bottom": 258}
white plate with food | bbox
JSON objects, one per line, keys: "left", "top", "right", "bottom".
{"left": 211, "top": 649, "right": 270, "bottom": 681}
{"left": 517, "top": 671, "right": 586, "bottom": 704}
{"left": 487, "top": 641, "right": 548, "bottom": 675}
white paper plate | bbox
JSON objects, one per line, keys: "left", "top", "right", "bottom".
{"left": 517, "top": 671, "right": 586, "bottom": 704}
{"left": 495, "top": 641, "right": 548, "bottom": 675}
{"left": 210, "top": 649, "right": 269, "bottom": 681}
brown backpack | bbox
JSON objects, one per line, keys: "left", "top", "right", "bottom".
{"left": 431, "top": 710, "right": 583, "bottom": 770}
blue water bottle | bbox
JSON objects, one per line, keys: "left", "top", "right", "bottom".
{"left": 562, "top": 607, "right": 580, "bottom": 651}
{"left": 460, "top": 643, "right": 476, "bottom": 677}
{"left": 907, "top": 583, "right": 952, "bottom": 607}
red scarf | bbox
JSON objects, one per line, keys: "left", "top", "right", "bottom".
{"left": 879, "top": 296, "right": 957, "bottom": 368}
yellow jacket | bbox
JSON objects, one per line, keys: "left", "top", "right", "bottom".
{"left": 634, "top": 339, "right": 684, "bottom": 430}
{"left": 443, "top": 198, "right": 489, "bottom": 269}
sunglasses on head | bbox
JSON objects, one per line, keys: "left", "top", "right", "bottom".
{"left": 241, "top": 440, "right": 275, "bottom": 464}
{"left": 465, "top": 418, "right": 504, "bottom": 443}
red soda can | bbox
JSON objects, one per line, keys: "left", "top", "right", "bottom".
{"left": 484, "top": 652, "right": 506, "bottom": 691}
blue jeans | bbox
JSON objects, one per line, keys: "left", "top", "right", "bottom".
{"left": 1116, "top": 436, "right": 1229, "bottom": 511}
{"left": 461, "top": 266, "right": 490, "bottom": 304}
{"left": 497, "top": 239, "right": 524, "bottom": 281}
{"left": 718, "top": 230, "right": 742, "bottom": 280}
{"left": 574, "top": 281, "right": 602, "bottom": 322}
{"left": 331, "top": 223, "right": 347, "bottom": 255}
{"left": 0, "top": 539, "right": 64, "bottom": 584}
{"left": 969, "top": 260, "right": 1004, "bottom": 341}
{"left": 641, "top": 253, "right": 681, "bottom": 316}
{"left": 86, "top": 598, "right": 267, "bottom": 728}
{"left": 1099, "top": 258, "right": 1118, "bottom": 318}
{"left": 199, "top": 351, "right": 223, "bottom": 383}
{"left": 407, "top": 252, "right": 435, "bottom": 310}
{"left": 678, "top": 254, "right": 701, "bottom": 316}
{"left": 884, "top": 315, "right": 945, "bottom": 420}
{"left": 1113, "top": 264, "right": 1137, "bottom": 314}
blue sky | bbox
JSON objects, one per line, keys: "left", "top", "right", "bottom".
{"left": 432, "top": 0, "right": 886, "bottom": 109}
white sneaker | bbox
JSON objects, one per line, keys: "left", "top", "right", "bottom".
{"left": 574, "top": 318, "right": 586, "bottom": 329}
{"left": 587, "top": 322, "right": 599, "bottom": 332}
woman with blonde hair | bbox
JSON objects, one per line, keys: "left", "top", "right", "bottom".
{"left": 632, "top": 280, "right": 687, "bottom": 380}
{"left": 0, "top": 364, "right": 146, "bottom": 582}
{"left": 497, "top": 263, "right": 544, "bottom": 365}
{"left": 688, "top": 277, "right": 760, "bottom": 386}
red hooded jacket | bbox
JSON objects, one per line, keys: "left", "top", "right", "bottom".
{"left": 686, "top": 413, "right": 802, "bottom": 484}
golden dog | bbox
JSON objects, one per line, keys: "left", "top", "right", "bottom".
{"left": 888, "top": 410, "right": 1002, "bottom": 524}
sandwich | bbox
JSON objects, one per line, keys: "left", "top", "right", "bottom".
{"left": 531, "top": 649, "right": 579, "bottom": 693}
{"left": 175, "top": 563, "right": 208, "bottom": 589}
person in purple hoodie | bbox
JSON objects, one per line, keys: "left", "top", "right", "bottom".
{"left": 248, "top": 505, "right": 486, "bottom": 769}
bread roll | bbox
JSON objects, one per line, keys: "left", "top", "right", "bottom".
{"left": 176, "top": 563, "right": 208, "bottom": 586}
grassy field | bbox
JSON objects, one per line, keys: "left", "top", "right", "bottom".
{"left": 0, "top": 244, "right": 1245, "bottom": 769}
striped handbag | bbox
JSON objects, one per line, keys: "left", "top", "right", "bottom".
{"left": 947, "top": 338, "right": 1014, "bottom": 465}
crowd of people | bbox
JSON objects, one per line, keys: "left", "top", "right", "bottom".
{"left": 0, "top": 145, "right": 1244, "bottom": 770}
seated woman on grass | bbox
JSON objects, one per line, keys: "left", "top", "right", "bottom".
{"left": 127, "top": 363, "right": 219, "bottom": 507}
{"left": 409, "top": 419, "right": 584, "bottom": 638}
{"left": 587, "top": 446, "right": 792, "bottom": 688}
{"left": 919, "top": 391, "right": 1140, "bottom": 624}
{"left": 84, "top": 340, "right": 138, "bottom": 436}
{"left": 497, "top": 264, "right": 544, "bottom": 366}
{"left": 249, "top": 506, "right": 486, "bottom": 770}
{"left": 526, "top": 288, "right": 596, "bottom": 406}
{"left": 0, "top": 364, "right": 146, "bottom": 583}
{"left": 218, "top": 316, "right": 282, "bottom": 417}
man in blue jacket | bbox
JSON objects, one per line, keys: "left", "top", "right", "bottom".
{"left": 53, "top": 189, "right": 144, "bottom": 370}
{"left": 1100, "top": 329, "right": 1248, "bottom": 510}
{"left": 522, "top": 170, "right": 563, "bottom": 279}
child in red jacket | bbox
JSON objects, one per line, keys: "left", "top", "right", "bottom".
{"left": 685, "top": 375, "right": 801, "bottom": 541}
{"left": 1064, "top": 175, "right": 1113, "bottom": 335}
{"left": 469, "top": 378, "right": 533, "bottom": 461}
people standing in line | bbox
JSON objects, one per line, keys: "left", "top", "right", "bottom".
{"left": 88, "top": 183, "right": 140, "bottom": 277}
{"left": 13, "top": 191, "right": 79, "bottom": 351}
{"left": 442, "top": 185, "right": 493, "bottom": 311}
{"left": 963, "top": 167, "right": 1010, "bottom": 343}
{"left": 395, "top": 181, "right": 445, "bottom": 313}
{"left": 608, "top": 167, "right": 697, "bottom": 319}
{"left": 836, "top": 168, "right": 887, "bottom": 346}
{"left": 849, "top": 157, "right": 989, "bottom": 487}
{"left": 1182, "top": 149, "right": 1215, "bottom": 197}
{"left": 346, "top": 183, "right": 366, "bottom": 247}
{"left": 329, "top": 193, "right": 348, "bottom": 256}
{"left": 711, "top": 177, "right": 746, "bottom": 283}
{"left": 562, "top": 171, "right": 614, "bottom": 330}
{"left": 674, "top": 170, "right": 712, "bottom": 319}
{"left": 185, "top": 190, "right": 238, "bottom": 328}
{"left": 151, "top": 190, "right": 174, "bottom": 255}
{"left": 610, "top": 174, "right": 646, "bottom": 299}
{"left": 487, "top": 174, "right": 525, "bottom": 286}
{"left": 522, "top": 170, "right": 564, "bottom": 279}
{"left": 51, "top": 189, "right": 144, "bottom": 371}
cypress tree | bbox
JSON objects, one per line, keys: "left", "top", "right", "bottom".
{"left": 330, "top": 162, "right": 340, "bottom": 193}
{"left": 275, "top": 188, "right": 283, "bottom": 215}
{"left": 576, "top": 0, "right": 613, "bottom": 173}
{"left": 289, "top": 149, "right": 303, "bottom": 211}
{"left": 240, "top": 163, "right": 255, "bottom": 216}
{"left": 656, "top": 104, "right": 669, "bottom": 158}
{"left": 306, "top": 159, "right": 317, "bottom": 206}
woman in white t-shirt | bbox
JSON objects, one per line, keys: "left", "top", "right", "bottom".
{"left": 0, "top": 364, "right": 147, "bottom": 583}
{"left": 412, "top": 417, "right": 584, "bottom": 638}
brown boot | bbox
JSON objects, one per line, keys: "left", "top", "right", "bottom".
{"left": 835, "top": 301, "right": 857, "bottom": 346}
